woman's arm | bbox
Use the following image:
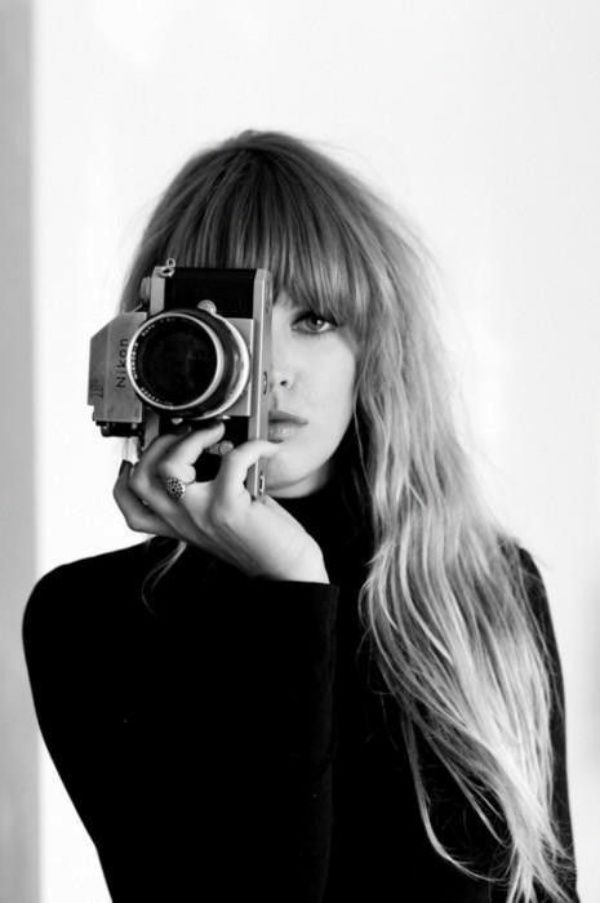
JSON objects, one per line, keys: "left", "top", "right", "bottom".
{"left": 22, "top": 545, "right": 339, "bottom": 902}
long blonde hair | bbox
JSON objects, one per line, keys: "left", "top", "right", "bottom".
{"left": 121, "top": 130, "right": 573, "bottom": 901}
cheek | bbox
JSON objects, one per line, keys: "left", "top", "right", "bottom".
{"left": 312, "top": 347, "right": 356, "bottom": 423}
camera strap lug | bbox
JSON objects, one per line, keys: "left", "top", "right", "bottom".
{"left": 159, "top": 258, "right": 177, "bottom": 278}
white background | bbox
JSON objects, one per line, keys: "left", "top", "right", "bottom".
{"left": 31, "top": 1, "right": 599, "bottom": 900}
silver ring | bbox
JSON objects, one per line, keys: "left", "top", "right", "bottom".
{"left": 164, "top": 476, "right": 188, "bottom": 502}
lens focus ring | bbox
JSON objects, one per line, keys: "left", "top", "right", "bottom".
{"left": 126, "top": 308, "right": 247, "bottom": 415}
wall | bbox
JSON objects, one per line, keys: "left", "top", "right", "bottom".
{"left": 23, "top": 1, "right": 600, "bottom": 900}
{"left": 0, "top": 1, "right": 37, "bottom": 902}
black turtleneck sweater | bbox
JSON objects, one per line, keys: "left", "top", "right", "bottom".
{"left": 22, "top": 477, "right": 578, "bottom": 902}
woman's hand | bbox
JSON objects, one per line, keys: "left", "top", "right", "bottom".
{"left": 113, "top": 421, "right": 329, "bottom": 583}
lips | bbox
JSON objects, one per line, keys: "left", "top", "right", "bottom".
{"left": 267, "top": 409, "right": 308, "bottom": 443}
{"left": 268, "top": 409, "right": 308, "bottom": 426}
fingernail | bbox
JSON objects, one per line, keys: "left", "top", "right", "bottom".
{"left": 119, "top": 460, "right": 131, "bottom": 477}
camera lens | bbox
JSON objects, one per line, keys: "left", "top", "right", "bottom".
{"left": 134, "top": 318, "right": 217, "bottom": 407}
{"left": 127, "top": 309, "right": 249, "bottom": 416}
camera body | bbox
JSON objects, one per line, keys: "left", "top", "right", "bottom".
{"left": 88, "top": 260, "right": 272, "bottom": 498}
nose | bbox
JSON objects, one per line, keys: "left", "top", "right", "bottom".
{"left": 269, "top": 363, "right": 291, "bottom": 392}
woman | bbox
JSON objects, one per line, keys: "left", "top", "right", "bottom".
{"left": 23, "top": 130, "right": 578, "bottom": 902}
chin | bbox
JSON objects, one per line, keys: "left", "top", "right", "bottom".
{"left": 264, "top": 449, "right": 330, "bottom": 498}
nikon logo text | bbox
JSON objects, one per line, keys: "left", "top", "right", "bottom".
{"left": 115, "top": 338, "right": 129, "bottom": 389}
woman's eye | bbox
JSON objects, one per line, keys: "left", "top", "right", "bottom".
{"left": 294, "top": 311, "right": 337, "bottom": 335}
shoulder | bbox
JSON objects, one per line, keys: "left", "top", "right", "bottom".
{"left": 508, "top": 544, "right": 565, "bottom": 696}
{"left": 514, "top": 545, "right": 555, "bottom": 639}
{"left": 515, "top": 545, "right": 546, "bottom": 597}
{"left": 501, "top": 542, "right": 553, "bottom": 633}
{"left": 22, "top": 541, "right": 151, "bottom": 648}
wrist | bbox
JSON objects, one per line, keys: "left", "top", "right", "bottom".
{"left": 283, "top": 565, "right": 330, "bottom": 584}
{"left": 285, "top": 547, "right": 329, "bottom": 583}
{"left": 261, "top": 550, "right": 330, "bottom": 583}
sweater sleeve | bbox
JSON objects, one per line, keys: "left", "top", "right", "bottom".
{"left": 22, "top": 551, "right": 340, "bottom": 902}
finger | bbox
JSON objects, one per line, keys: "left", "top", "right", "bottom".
{"left": 123, "top": 455, "right": 199, "bottom": 532}
{"left": 114, "top": 463, "right": 179, "bottom": 537}
{"left": 155, "top": 421, "right": 228, "bottom": 487}
{"left": 129, "top": 432, "right": 188, "bottom": 499}
{"left": 210, "top": 440, "right": 281, "bottom": 508}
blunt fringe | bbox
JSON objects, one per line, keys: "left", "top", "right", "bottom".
{"left": 121, "top": 130, "right": 574, "bottom": 901}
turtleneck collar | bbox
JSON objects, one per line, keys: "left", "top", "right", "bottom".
{"left": 271, "top": 471, "right": 371, "bottom": 577}
{"left": 271, "top": 476, "right": 337, "bottom": 520}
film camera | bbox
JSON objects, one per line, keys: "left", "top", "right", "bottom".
{"left": 88, "top": 260, "right": 272, "bottom": 499}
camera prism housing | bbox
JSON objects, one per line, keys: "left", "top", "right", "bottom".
{"left": 88, "top": 260, "right": 272, "bottom": 499}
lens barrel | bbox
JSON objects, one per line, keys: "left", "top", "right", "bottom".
{"left": 126, "top": 309, "right": 249, "bottom": 415}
